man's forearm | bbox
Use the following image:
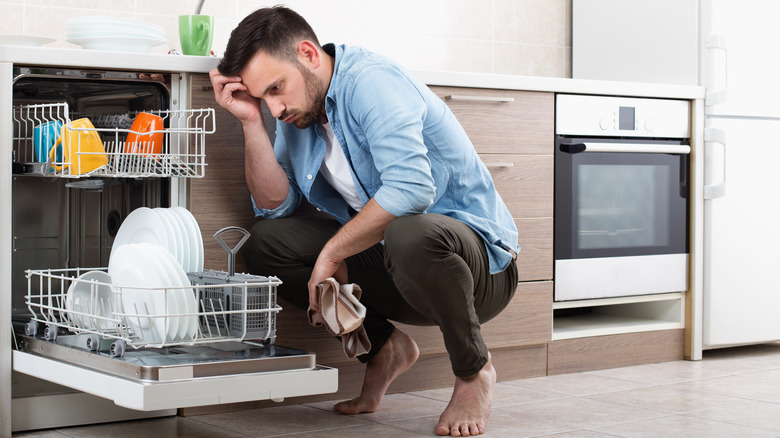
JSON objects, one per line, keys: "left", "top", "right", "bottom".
{"left": 243, "top": 120, "right": 289, "bottom": 210}
{"left": 321, "top": 198, "right": 396, "bottom": 261}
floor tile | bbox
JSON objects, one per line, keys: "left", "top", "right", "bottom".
{"left": 189, "top": 404, "right": 371, "bottom": 437}
{"left": 492, "top": 397, "right": 665, "bottom": 430}
{"left": 502, "top": 372, "right": 651, "bottom": 397}
{"left": 685, "top": 400, "right": 780, "bottom": 433}
{"left": 278, "top": 422, "right": 432, "bottom": 437}
{"left": 52, "top": 417, "right": 247, "bottom": 438}
{"left": 591, "top": 413, "right": 779, "bottom": 437}
{"left": 585, "top": 383, "right": 750, "bottom": 413}
{"left": 387, "top": 409, "right": 571, "bottom": 438}
{"left": 671, "top": 370, "right": 780, "bottom": 403}
{"left": 408, "top": 381, "right": 566, "bottom": 408}
{"left": 306, "top": 393, "right": 448, "bottom": 423}
{"left": 585, "top": 359, "right": 751, "bottom": 384}
{"left": 540, "top": 430, "right": 626, "bottom": 437}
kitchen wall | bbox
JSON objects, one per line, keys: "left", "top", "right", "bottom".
{"left": 0, "top": 0, "right": 572, "bottom": 77}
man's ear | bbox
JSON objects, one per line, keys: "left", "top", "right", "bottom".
{"left": 297, "top": 40, "right": 321, "bottom": 68}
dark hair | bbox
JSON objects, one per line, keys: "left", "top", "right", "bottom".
{"left": 218, "top": 5, "right": 321, "bottom": 76}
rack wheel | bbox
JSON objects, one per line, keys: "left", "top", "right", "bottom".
{"left": 85, "top": 334, "right": 101, "bottom": 352}
{"left": 24, "top": 320, "right": 38, "bottom": 337}
{"left": 43, "top": 325, "right": 57, "bottom": 342}
{"left": 109, "top": 340, "right": 126, "bottom": 358}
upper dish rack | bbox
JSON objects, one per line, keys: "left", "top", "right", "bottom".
{"left": 12, "top": 102, "right": 215, "bottom": 178}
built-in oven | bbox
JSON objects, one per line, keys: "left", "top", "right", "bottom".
{"left": 554, "top": 94, "right": 691, "bottom": 301}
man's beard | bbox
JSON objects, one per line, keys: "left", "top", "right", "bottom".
{"left": 281, "top": 62, "right": 327, "bottom": 129}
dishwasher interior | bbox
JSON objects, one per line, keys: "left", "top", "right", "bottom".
{"left": 9, "top": 67, "right": 335, "bottom": 428}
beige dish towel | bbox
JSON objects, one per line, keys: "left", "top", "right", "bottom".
{"left": 307, "top": 277, "right": 371, "bottom": 358}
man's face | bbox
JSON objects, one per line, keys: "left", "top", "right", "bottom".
{"left": 240, "top": 50, "right": 327, "bottom": 129}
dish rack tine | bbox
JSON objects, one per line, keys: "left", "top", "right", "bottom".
{"left": 213, "top": 226, "right": 251, "bottom": 276}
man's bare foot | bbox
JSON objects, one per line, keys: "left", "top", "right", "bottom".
{"left": 333, "top": 328, "right": 419, "bottom": 414}
{"left": 435, "top": 354, "right": 496, "bottom": 436}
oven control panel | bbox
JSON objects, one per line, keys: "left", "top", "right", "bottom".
{"left": 556, "top": 94, "right": 690, "bottom": 138}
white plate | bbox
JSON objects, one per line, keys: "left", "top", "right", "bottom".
{"left": 109, "top": 243, "right": 169, "bottom": 343}
{"left": 67, "top": 16, "right": 165, "bottom": 35}
{"left": 157, "top": 208, "right": 189, "bottom": 271}
{"left": 0, "top": 34, "right": 56, "bottom": 47}
{"left": 111, "top": 207, "right": 169, "bottom": 261}
{"left": 66, "top": 36, "right": 165, "bottom": 53}
{"left": 144, "top": 247, "right": 180, "bottom": 341}
{"left": 65, "top": 26, "right": 164, "bottom": 38}
{"left": 171, "top": 206, "right": 203, "bottom": 272}
{"left": 153, "top": 246, "right": 198, "bottom": 340}
{"left": 64, "top": 270, "right": 114, "bottom": 329}
{"left": 153, "top": 208, "right": 184, "bottom": 268}
{"left": 66, "top": 31, "right": 165, "bottom": 42}
{"left": 65, "top": 270, "right": 115, "bottom": 331}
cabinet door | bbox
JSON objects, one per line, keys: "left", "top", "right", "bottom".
{"left": 428, "top": 87, "right": 553, "bottom": 155}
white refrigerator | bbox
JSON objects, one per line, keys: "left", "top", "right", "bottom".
{"left": 573, "top": 0, "right": 780, "bottom": 350}
{"left": 700, "top": 0, "right": 780, "bottom": 348}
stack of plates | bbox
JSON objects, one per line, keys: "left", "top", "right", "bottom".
{"left": 107, "top": 206, "right": 204, "bottom": 342}
{"left": 66, "top": 16, "right": 166, "bottom": 53}
{"left": 110, "top": 206, "right": 203, "bottom": 273}
{"left": 109, "top": 243, "right": 199, "bottom": 343}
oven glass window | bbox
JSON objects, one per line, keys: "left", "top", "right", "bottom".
{"left": 578, "top": 164, "right": 670, "bottom": 250}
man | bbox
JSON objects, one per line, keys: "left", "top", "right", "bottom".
{"left": 210, "top": 6, "right": 519, "bottom": 437}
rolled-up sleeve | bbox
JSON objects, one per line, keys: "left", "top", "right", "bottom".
{"left": 347, "top": 67, "right": 437, "bottom": 217}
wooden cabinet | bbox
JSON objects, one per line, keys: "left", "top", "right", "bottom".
{"left": 430, "top": 86, "right": 554, "bottom": 283}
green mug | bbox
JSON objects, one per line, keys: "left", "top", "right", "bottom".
{"left": 179, "top": 15, "right": 214, "bottom": 56}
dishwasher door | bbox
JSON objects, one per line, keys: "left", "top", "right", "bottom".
{"left": 13, "top": 343, "right": 336, "bottom": 412}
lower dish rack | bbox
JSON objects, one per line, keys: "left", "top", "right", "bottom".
{"left": 24, "top": 267, "right": 282, "bottom": 358}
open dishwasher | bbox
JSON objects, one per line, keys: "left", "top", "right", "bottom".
{"left": 7, "top": 66, "right": 336, "bottom": 429}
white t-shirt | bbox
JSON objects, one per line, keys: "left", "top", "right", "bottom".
{"left": 320, "top": 122, "right": 363, "bottom": 212}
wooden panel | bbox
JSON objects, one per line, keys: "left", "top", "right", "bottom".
{"left": 516, "top": 217, "right": 553, "bottom": 282}
{"left": 179, "top": 343, "right": 548, "bottom": 416}
{"left": 547, "top": 329, "right": 685, "bottom": 375}
{"left": 480, "top": 154, "right": 553, "bottom": 218}
{"left": 429, "top": 86, "right": 553, "bottom": 155}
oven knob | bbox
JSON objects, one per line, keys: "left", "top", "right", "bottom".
{"left": 644, "top": 118, "right": 655, "bottom": 132}
{"left": 599, "top": 116, "right": 610, "bottom": 130}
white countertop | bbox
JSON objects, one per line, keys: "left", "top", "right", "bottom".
{"left": 1, "top": 46, "right": 705, "bottom": 100}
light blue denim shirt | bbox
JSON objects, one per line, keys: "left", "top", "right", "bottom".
{"left": 254, "top": 44, "right": 520, "bottom": 273}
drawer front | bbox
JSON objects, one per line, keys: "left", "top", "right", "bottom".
{"left": 480, "top": 154, "right": 553, "bottom": 218}
{"left": 516, "top": 217, "right": 553, "bottom": 282}
{"left": 429, "top": 86, "right": 553, "bottom": 155}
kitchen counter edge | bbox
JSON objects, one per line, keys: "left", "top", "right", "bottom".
{"left": 0, "top": 46, "right": 705, "bottom": 100}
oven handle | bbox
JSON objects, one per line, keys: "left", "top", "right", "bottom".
{"left": 560, "top": 142, "right": 691, "bottom": 155}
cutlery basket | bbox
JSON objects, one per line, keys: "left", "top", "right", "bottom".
{"left": 186, "top": 270, "right": 278, "bottom": 342}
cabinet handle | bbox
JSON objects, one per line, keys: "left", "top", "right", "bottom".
{"left": 445, "top": 95, "right": 515, "bottom": 103}
{"left": 484, "top": 162, "right": 514, "bottom": 168}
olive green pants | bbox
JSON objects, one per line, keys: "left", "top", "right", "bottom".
{"left": 242, "top": 213, "right": 517, "bottom": 377}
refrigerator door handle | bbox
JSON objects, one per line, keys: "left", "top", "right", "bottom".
{"left": 704, "top": 34, "right": 728, "bottom": 106}
{"left": 703, "top": 127, "right": 727, "bottom": 199}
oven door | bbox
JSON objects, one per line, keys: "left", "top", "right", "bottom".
{"left": 554, "top": 137, "right": 690, "bottom": 301}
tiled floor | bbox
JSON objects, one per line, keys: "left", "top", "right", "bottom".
{"left": 14, "top": 343, "right": 780, "bottom": 437}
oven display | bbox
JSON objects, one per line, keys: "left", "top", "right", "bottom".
{"left": 619, "top": 106, "right": 635, "bottom": 130}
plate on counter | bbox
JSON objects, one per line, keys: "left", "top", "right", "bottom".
{"left": 0, "top": 34, "right": 56, "bottom": 47}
